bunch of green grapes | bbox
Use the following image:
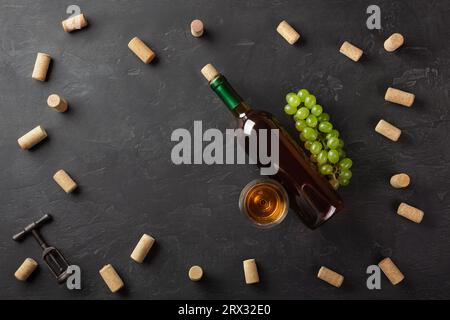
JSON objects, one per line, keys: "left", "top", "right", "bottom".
{"left": 284, "top": 89, "right": 352, "bottom": 189}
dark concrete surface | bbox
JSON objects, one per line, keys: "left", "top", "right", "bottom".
{"left": 0, "top": 0, "right": 449, "bottom": 299}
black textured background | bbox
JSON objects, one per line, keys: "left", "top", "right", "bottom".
{"left": 1, "top": 0, "right": 449, "bottom": 300}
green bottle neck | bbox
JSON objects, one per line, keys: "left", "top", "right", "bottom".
{"left": 210, "top": 75, "right": 246, "bottom": 112}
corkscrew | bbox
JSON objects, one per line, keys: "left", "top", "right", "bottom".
{"left": 13, "top": 214, "right": 71, "bottom": 283}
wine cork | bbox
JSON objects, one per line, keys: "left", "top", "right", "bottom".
{"left": 397, "top": 202, "right": 424, "bottom": 223}
{"left": 390, "top": 173, "right": 410, "bottom": 188}
{"left": 47, "top": 94, "right": 68, "bottom": 112}
{"left": 14, "top": 258, "right": 38, "bottom": 281}
{"left": 128, "top": 37, "right": 156, "bottom": 64}
{"left": 130, "top": 234, "right": 155, "bottom": 263}
{"left": 384, "top": 33, "right": 404, "bottom": 52}
{"left": 201, "top": 63, "right": 219, "bottom": 82}
{"left": 339, "top": 41, "right": 363, "bottom": 62}
{"left": 276, "top": 20, "right": 300, "bottom": 45}
{"left": 188, "top": 265, "right": 203, "bottom": 281}
{"left": 62, "top": 13, "right": 88, "bottom": 32}
{"left": 17, "top": 125, "right": 48, "bottom": 150}
{"left": 378, "top": 258, "right": 404, "bottom": 285}
{"left": 385, "top": 87, "right": 415, "bottom": 107}
{"left": 32, "top": 53, "right": 51, "bottom": 81}
{"left": 317, "top": 266, "right": 344, "bottom": 288}
{"left": 99, "top": 264, "right": 124, "bottom": 293}
{"left": 375, "top": 119, "right": 401, "bottom": 142}
{"left": 53, "top": 170, "right": 77, "bottom": 193}
{"left": 243, "top": 258, "right": 259, "bottom": 284}
{"left": 190, "top": 19, "right": 204, "bottom": 37}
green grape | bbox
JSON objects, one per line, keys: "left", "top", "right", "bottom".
{"left": 337, "top": 148, "right": 346, "bottom": 158}
{"left": 311, "top": 104, "right": 323, "bottom": 116}
{"left": 284, "top": 104, "right": 297, "bottom": 115}
{"left": 297, "top": 89, "right": 309, "bottom": 102}
{"left": 318, "top": 112, "right": 330, "bottom": 122}
{"left": 304, "top": 141, "right": 313, "bottom": 150}
{"left": 295, "top": 107, "right": 310, "bottom": 120}
{"left": 306, "top": 115, "right": 318, "bottom": 127}
{"left": 318, "top": 121, "right": 333, "bottom": 133}
{"left": 286, "top": 93, "right": 301, "bottom": 107}
{"left": 304, "top": 95, "right": 316, "bottom": 109}
{"left": 325, "top": 129, "right": 339, "bottom": 140}
{"left": 338, "top": 177, "right": 350, "bottom": 186}
{"left": 286, "top": 92, "right": 297, "bottom": 102}
{"left": 319, "top": 164, "right": 333, "bottom": 175}
{"left": 327, "top": 137, "right": 340, "bottom": 149}
{"left": 299, "top": 133, "right": 307, "bottom": 142}
{"left": 327, "top": 149, "right": 340, "bottom": 164}
{"left": 310, "top": 141, "right": 323, "bottom": 155}
{"left": 339, "top": 158, "right": 353, "bottom": 170}
{"left": 317, "top": 150, "right": 328, "bottom": 165}
{"left": 284, "top": 89, "right": 352, "bottom": 187}
{"left": 302, "top": 127, "right": 318, "bottom": 141}
{"left": 340, "top": 169, "right": 352, "bottom": 180}
{"left": 295, "top": 120, "right": 307, "bottom": 132}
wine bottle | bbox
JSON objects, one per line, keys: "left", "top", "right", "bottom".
{"left": 201, "top": 64, "right": 344, "bottom": 229}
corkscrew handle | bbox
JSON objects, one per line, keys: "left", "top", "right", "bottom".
{"left": 13, "top": 214, "right": 52, "bottom": 241}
